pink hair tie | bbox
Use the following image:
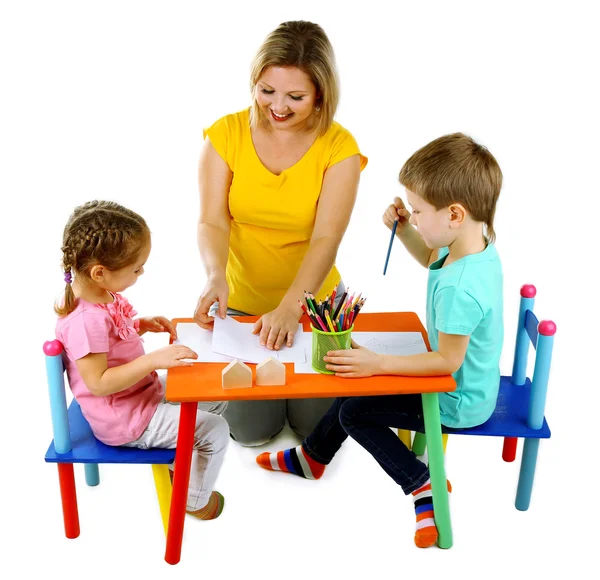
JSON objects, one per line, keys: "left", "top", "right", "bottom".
{"left": 64, "top": 271, "right": 72, "bottom": 284}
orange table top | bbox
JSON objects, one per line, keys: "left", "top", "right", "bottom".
{"left": 165, "top": 312, "right": 456, "bottom": 403}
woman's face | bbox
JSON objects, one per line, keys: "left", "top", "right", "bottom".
{"left": 255, "top": 66, "right": 319, "bottom": 132}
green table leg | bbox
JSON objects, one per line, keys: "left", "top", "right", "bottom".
{"left": 421, "top": 392, "right": 453, "bottom": 549}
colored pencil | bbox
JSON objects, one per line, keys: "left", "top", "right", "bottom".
{"left": 329, "top": 284, "right": 338, "bottom": 311}
{"left": 298, "top": 299, "right": 317, "bottom": 326}
{"left": 314, "top": 312, "right": 328, "bottom": 332}
{"left": 383, "top": 220, "right": 398, "bottom": 275}
{"left": 304, "top": 291, "right": 317, "bottom": 316}
{"left": 332, "top": 289, "right": 348, "bottom": 320}
{"left": 324, "top": 310, "right": 335, "bottom": 333}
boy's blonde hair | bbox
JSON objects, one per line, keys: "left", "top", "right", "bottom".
{"left": 399, "top": 133, "right": 503, "bottom": 242}
{"left": 55, "top": 200, "right": 150, "bottom": 317}
{"left": 249, "top": 20, "right": 339, "bottom": 136}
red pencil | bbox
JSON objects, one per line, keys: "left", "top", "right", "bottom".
{"left": 329, "top": 284, "right": 338, "bottom": 312}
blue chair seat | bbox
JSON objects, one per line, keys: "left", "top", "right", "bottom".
{"left": 446, "top": 376, "right": 551, "bottom": 439}
{"left": 45, "top": 399, "right": 175, "bottom": 465}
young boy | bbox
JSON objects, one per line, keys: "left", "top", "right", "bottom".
{"left": 256, "top": 133, "right": 504, "bottom": 548}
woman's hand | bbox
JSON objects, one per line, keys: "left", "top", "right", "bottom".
{"left": 322, "top": 340, "right": 383, "bottom": 378}
{"left": 252, "top": 301, "right": 302, "bottom": 350}
{"left": 194, "top": 275, "right": 229, "bottom": 329}
{"left": 137, "top": 316, "right": 177, "bottom": 340}
{"left": 383, "top": 196, "right": 411, "bottom": 233}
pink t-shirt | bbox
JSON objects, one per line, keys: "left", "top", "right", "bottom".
{"left": 55, "top": 293, "right": 163, "bottom": 445}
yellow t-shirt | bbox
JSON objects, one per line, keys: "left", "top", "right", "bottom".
{"left": 203, "top": 108, "right": 368, "bottom": 315}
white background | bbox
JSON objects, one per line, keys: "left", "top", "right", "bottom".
{"left": 1, "top": 0, "right": 598, "bottom": 578}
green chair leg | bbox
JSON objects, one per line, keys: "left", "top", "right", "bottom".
{"left": 412, "top": 431, "right": 448, "bottom": 455}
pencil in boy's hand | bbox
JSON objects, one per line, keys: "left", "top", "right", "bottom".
{"left": 383, "top": 219, "right": 398, "bottom": 275}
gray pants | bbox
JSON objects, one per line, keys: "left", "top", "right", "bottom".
{"left": 210, "top": 284, "right": 345, "bottom": 447}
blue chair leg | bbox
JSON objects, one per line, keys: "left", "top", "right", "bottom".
{"left": 84, "top": 463, "right": 100, "bottom": 486}
{"left": 515, "top": 438, "right": 540, "bottom": 511}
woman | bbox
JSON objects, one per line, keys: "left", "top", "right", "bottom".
{"left": 194, "top": 20, "right": 367, "bottom": 446}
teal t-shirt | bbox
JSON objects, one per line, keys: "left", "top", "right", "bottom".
{"left": 426, "top": 244, "right": 504, "bottom": 428}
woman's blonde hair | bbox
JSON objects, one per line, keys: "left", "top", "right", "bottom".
{"left": 399, "top": 133, "right": 503, "bottom": 242}
{"left": 55, "top": 200, "right": 150, "bottom": 316}
{"left": 249, "top": 21, "right": 339, "bottom": 136}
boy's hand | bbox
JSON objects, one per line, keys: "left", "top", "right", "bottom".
{"left": 138, "top": 316, "right": 178, "bottom": 340}
{"left": 149, "top": 345, "right": 198, "bottom": 369}
{"left": 383, "top": 197, "right": 411, "bottom": 233}
{"left": 323, "top": 340, "right": 383, "bottom": 378}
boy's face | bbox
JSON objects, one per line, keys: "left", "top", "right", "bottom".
{"left": 406, "top": 189, "right": 455, "bottom": 249}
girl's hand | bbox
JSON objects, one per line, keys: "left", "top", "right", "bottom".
{"left": 194, "top": 275, "right": 229, "bottom": 329}
{"left": 149, "top": 345, "right": 198, "bottom": 369}
{"left": 383, "top": 196, "right": 411, "bottom": 233}
{"left": 252, "top": 301, "right": 302, "bottom": 351}
{"left": 322, "top": 340, "right": 383, "bottom": 378}
{"left": 138, "top": 316, "right": 177, "bottom": 340}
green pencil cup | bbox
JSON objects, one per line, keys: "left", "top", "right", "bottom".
{"left": 311, "top": 324, "right": 354, "bottom": 375}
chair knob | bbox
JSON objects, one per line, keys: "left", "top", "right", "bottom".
{"left": 520, "top": 284, "right": 536, "bottom": 298}
{"left": 538, "top": 320, "right": 557, "bottom": 336}
{"left": 43, "top": 340, "right": 64, "bottom": 356}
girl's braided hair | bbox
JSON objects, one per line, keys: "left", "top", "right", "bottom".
{"left": 55, "top": 200, "right": 150, "bottom": 316}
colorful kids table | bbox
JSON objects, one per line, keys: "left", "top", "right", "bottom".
{"left": 164, "top": 312, "right": 456, "bottom": 564}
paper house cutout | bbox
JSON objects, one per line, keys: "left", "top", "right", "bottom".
{"left": 222, "top": 359, "right": 252, "bottom": 389}
{"left": 256, "top": 357, "right": 286, "bottom": 386}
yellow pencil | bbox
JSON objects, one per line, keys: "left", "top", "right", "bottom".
{"left": 324, "top": 310, "right": 336, "bottom": 333}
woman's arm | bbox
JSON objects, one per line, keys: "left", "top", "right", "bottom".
{"left": 194, "top": 139, "right": 234, "bottom": 327}
{"left": 285, "top": 154, "right": 362, "bottom": 307}
{"left": 254, "top": 154, "right": 362, "bottom": 349}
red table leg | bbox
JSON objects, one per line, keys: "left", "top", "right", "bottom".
{"left": 165, "top": 402, "right": 197, "bottom": 565}
{"left": 57, "top": 463, "right": 80, "bottom": 539}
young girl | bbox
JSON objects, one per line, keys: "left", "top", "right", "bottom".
{"left": 55, "top": 200, "right": 229, "bottom": 520}
{"left": 255, "top": 133, "right": 504, "bottom": 547}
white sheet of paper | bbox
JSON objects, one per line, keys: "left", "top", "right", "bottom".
{"left": 212, "top": 316, "right": 306, "bottom": 363}
{"left": 294, "top": 331, "right": 428, "bottom": 374}
{"left": 173, "top": 323, "right": 233, "bottom": 363}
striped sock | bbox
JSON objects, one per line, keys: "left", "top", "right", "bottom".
{"left": 256, "top": 445, "right": 326, "bottom": 479}
{"left": 412, "top": 479, "right": 452, "bottom": 548}
{"left": 187, "top": 491, "right": 225, "bottom": 520}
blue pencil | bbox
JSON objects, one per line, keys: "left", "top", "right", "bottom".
{"left": 383, "top": 220, "right": 398, "bottom": 275}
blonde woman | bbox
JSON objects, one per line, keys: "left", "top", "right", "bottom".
{"left": 194, "top": 21, "right": 367, "bottom": 446}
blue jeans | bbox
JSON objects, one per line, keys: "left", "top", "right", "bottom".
{"left": 303, "top": 395, "right": 431, "bottom": 494}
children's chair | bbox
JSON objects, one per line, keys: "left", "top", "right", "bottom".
{"left": 398, "top": 283, "right": 554, "bottom": 511}
{"left": 43, "top": 339, "right": 175, "bottom": 539}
